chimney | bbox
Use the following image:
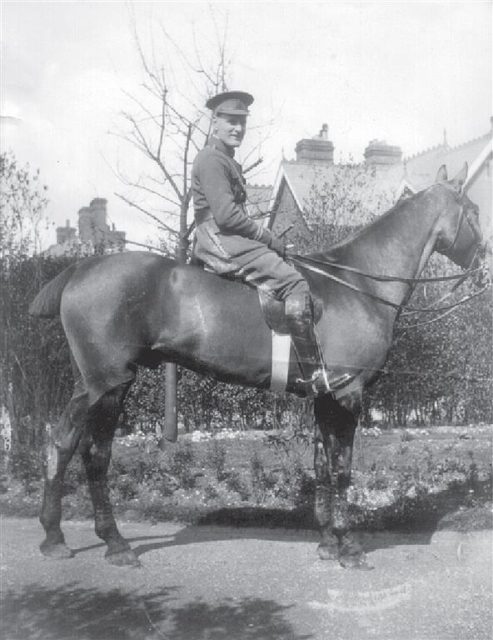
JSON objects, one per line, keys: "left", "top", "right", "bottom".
{"left": 89, "top": 198, "right": 109, "bottom": 232}
{"left": 295, "top": 124, "right": 334, "bottom": 164}
{"left": 78, "top": 207, "right": 92, "bottom": 243}
{"left": 78, "top": 198, "right": 109, "bottom": 245}
{"left": 364, "top": 140, "right": 402, "bottom": 166}
{"left": 56, "top": 219, "right": 76, "bottom": 245}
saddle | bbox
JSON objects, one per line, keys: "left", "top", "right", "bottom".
{"left": 193, "top": 258, "right": 323, "bottom": 333}
{"left": 194, "top": 261, "right": 356, "bottom": 397}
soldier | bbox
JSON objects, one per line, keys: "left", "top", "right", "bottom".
{"left": 191, "top": 90, "right": 335, "bottom": 396}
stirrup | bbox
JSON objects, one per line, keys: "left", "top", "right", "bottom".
{"left": 296, "top": 368, "right": 332, "bottom": 397}
{"left": 296, "top": 369, "right": 355, "bottom": 397}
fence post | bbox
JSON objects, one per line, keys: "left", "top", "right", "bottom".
{"left": 162, "top": 363, "right": 178, "bottom": 444}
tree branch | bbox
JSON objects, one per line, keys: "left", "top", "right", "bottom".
{"left": 123, "top": 238, "right": 170, "bottom": 254}
{"left": 115, "top": 193, "right": 178, "bottom": 236}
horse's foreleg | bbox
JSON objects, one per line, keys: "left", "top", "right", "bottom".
{"left": 40, "top": 382, "right": 88, "bottom": 559}
{"left": 80, "top": 383, "right": 139, "bottom": 567}
{"left": 314, "top": 395, "right": 367, "bottom": 568}
{"left": 313, "top": 419, "right": 339, "bottom": 561}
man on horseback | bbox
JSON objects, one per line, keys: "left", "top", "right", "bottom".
{"left": 191, "top": 90, "right": 336, "bottom": 396}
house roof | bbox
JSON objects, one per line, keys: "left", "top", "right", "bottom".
{"left": 269, "top": 124, "right": 493, "bottom": 231}
{"left": 269, "top": 160, "right": 400, "bottom": 230}
{"left": 269, "top": 161, "right": 336, "bottom": 228}
{"left": 404, "top": 131, "right": 492, "bottom": 191}
{"left": 282, "top": 162, "right": 336, "bottom": 212}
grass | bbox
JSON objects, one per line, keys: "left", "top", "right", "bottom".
{"left": 0, "top": 425, "right": 491, "bottom": 532}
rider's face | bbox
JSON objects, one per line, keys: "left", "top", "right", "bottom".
{"left": 213, "top": 114, "right": 247, "bottom": 148}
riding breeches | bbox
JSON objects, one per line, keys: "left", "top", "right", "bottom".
{"left": 194, "top": 222, "right": 309, "bottom": 301}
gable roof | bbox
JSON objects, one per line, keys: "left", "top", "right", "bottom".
{"left": 269, "top": 159, "right": 401, "bottom": 231}
{"left": 269, "top": 161, "right": 336, "bottom": 229}
{"left": 465, "top": 136, "right": 493, "bottom": 189}
{"left": 269, "top": 124, "right": 493, "bottom": 232}
{"left": 404, "top": 131, "right": 492, "bottom": 191}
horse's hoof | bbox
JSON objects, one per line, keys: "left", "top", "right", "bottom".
{"left": 317, "top": 542, "right": 339, "bottom": 561}
{"left": 105, "top": 549, "right": 141, "bottom": 567}
{"left": 339, "top": 553, "right": 374, "bottom": 570}
{"left": 40, "top": 542, "right": 74, "bottom": 559}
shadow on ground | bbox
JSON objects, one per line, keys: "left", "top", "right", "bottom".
{"left": 198, "top": 477, "right": 492, "bottom": 535}
{"left": 1, "top": 582, "right": 312, "bottom": 640}
{"left": 67, "top": 481, "right": 492, "bottom": 563}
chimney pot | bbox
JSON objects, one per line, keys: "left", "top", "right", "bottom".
{"left": 364, "top": 140, "right": 402, "bottom": 166}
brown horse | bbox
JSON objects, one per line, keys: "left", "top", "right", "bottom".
{"left": 29, "top": 164, "right": 485, "bottom": 568}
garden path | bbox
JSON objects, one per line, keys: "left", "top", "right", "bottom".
{"left": 1, "top": 515, "right": 491, "bottom": 640}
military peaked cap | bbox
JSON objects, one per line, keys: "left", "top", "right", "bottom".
{"left": 206, "top": 91, "right": 254, "bottom": 115}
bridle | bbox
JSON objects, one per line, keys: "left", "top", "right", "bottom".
{"left": 435, "top": 195, "right": 484, "bottom": 263}
{"left": 289, "top": 191, "right": 489, "bottom": 319}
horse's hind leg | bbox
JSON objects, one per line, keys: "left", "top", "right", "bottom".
{"left": 40, "top": 378, "right": 89, "bottom": 559}
{"left": 79, "top": 382, "right": 139, "bottom": 567}
{"left": 313, "top": 394, "right": 368, "bottom": 569}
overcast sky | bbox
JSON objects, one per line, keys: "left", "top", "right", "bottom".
{"left": 1, "top": 1, "right": 491, "bottom": 248}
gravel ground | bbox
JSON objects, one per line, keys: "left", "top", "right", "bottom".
{"left": 1, "top": 511, "right": 492, "bottom": 640}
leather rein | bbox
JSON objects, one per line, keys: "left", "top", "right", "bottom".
{"left": 289, "top": 202, "right": 489, "bottom": 318}
{"left": 289, "top": 253, "right": 487, "bottom": 316}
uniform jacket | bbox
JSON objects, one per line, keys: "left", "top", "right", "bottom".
{"left": 191, "top": 137, "right": 272, "bottom": 273}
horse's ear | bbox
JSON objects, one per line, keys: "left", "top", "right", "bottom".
{"left": 435, "top": 165, "right": 448, "bottom": 182}
{"left": 450, "top": 162, "right": 468, "bottom": 193}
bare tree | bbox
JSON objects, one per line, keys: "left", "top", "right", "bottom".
{"left": 113, "top": 12, "right": 236, "bottom": 261}
{"left": 293, "top": 162, "right": 395, "bottom": 253}
{"left": 112, "top": 11, "right": 270, "bottom": 443}
{"left": 0, "top": 151, "right": 48, "bottom": 259}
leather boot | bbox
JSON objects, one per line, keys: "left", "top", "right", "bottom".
{"left": 285, "top": 292, "right": 354, "bottom": 396}
{"left": 285, "top": 291, "right": 333, "bottom": 396}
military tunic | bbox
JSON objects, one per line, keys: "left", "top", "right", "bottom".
{"left": 191, "top": 137, "right": 307, "bottom": 300}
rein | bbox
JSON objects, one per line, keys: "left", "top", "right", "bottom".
{"left": 289, "top": 253, "right": 489, "bottom": 316}
{"left": 290, "top": 253, "right": 481, "bottom": 284}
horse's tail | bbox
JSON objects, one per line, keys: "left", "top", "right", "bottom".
{"left": 29, "top": 263, "right": 78, "bottom": 318}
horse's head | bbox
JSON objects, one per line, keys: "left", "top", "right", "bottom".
{"left": 433, "top": 163, "right": 485, "bottom": 271}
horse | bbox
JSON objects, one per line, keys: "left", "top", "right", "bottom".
{"left": 29, "top": 163, "right": 485, "bottom": 568}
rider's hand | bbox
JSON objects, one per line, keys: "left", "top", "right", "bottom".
{"left": 269, "top": 236, "right": 288, "bottom": 259}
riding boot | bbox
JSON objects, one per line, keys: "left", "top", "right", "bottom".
{"left": 285, "top": 291, "right": 349, "bottom": 396}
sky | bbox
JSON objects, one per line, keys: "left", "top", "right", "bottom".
{"left": 1, "top": 1, "right": 492, "bottom": 249}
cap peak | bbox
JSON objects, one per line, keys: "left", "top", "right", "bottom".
{"left": 206, "top": 91, "right": 254, "bottom": 115}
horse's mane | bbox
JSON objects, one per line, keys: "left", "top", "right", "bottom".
{"left": 308, "top": 186, "right": 433, "bottom": 262}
